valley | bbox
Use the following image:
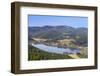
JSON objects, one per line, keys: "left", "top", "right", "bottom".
{"left": 28, "top": 25, "right": 88, "bottom": 60}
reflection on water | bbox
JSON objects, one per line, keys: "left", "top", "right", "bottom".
{"left": 32, "top": 43, "right": 80, "bottom": 54}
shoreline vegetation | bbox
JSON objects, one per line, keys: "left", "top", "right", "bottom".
{"left": 28, "top": 37, "right": 88, "bottom": 60}
{"left": 28, "top": 45, "right": 73, "bottom": 60}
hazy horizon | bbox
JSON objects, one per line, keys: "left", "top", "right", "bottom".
{"left": 28, "top": 25, "right": 88, "bottom": 29}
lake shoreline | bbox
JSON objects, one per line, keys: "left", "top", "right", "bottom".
{"left": 31, "top": 43, "right": 81, "bottom": 54}
{"left": 29, "top": 38, "right": 88, "bottom": 57}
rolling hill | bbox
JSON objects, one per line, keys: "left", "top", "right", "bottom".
{"left": 28, "top": 25, "right": 88, "bottom": 46}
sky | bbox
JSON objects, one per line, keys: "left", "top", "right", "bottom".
{"left": 28, "top": 15, "right": 88, "bottom": 28}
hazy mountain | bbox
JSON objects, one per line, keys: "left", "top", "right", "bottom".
{"left": 28, "top": 25, "right": 88, "bottom": 46}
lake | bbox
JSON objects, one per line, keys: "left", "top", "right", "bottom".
{"left": 31, "top": 43, "right": 80, "bottom": 54}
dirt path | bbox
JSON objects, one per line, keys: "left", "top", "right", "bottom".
{"left": 68, "top": 54, "right": 80, "bottom": 59}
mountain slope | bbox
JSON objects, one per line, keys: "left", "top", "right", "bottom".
{"left": 28, "top": 25, "right": 88, "bottom": 46}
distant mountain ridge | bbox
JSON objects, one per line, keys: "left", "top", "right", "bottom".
{"left": 29, "top": 25, "right": 87, "bottom": 38}
{"left": 28, "top": 25, "right": 88, "bottom": 46}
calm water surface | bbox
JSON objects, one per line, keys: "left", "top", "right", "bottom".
{"left": 32, "top": 44, "right": 80, "bottom": 54}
